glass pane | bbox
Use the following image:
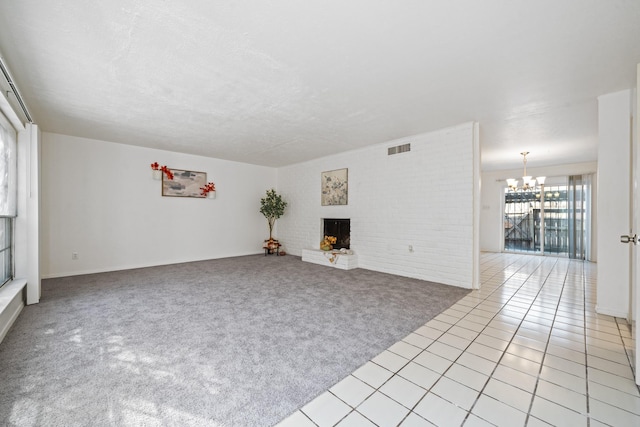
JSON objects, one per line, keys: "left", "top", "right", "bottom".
{"left": 503, "top": 175, "right": 590, "bottom": 259}
{"left": 542, "top": 185, "right": 569, "bottom": 256}
{"left": 568, "top": 175, "right": 588, "bottom": 260}
{"left": 0, "top": 118, "right": 17, "bottom": 216}
{"left": 0, "top": 217, "right": 10, "bottom": 286}
{"left": 0, "top": 254, "right": 4, "bottom": 284}
{"left": 504, "top": 188, "right": 541, "bottom": 253}
{"left": 0, "top": 112, "right": 15, "bottom": 287}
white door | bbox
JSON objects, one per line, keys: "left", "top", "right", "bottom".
{"left": 597, "top": 86, "right": 637, "bottom": 384}
{"left": 633, "top": 65, "right": 640, "bottom": 385}
{"left": 624, "top": 65, "right": 639, "bottom": 385}
{"left": 597, "top": 90, "right": 632, "bottom": 319}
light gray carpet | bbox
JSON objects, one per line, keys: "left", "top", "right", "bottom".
{"left": 0, "top": 255, "right": 469, "bottom": 427}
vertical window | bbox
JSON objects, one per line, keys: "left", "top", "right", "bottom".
{"left": 504, "top": 187, "right": 541, "bottom": 253}
{"left": 541, "top": 184, "right": 569, "bottom": 255}
{"left": 0, "top": 113, "right": 17, "bottom": 287}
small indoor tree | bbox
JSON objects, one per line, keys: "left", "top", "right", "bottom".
{"left": 260, "top": 188, "right": 287, "bottom": 241}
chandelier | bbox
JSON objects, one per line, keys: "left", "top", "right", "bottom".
{"left": 507, "top": 152, "right": 545, "bottom": 191}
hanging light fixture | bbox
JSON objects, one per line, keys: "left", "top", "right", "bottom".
{"left": 506, "top": 152, "right": 546, "bottom": 191}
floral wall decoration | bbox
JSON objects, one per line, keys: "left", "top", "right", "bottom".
{"left": 151, "top": 162, "right": 174, "bottom": 180}
{"left": 151, "top": 162, "right": 216, "bottom": 199}
{"left": 200, "top": 182, "right": 216, "bottom": 198}
{"left": 321, "top": 168, "right": 348, "bottom": 206}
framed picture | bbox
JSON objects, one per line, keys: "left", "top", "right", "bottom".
{"left": 162, "top": 168, "right": 207, "bottom": 198}
{"left": 321, "top": 168, "right": 348, "bottom": 206}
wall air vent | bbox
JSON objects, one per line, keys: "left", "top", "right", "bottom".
{"left": 387, "top": 143, "right": 410, "bottom": 155}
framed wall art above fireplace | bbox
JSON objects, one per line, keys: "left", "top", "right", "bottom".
{"left": 321, "top": 168, "right": 348, "bottom": 206}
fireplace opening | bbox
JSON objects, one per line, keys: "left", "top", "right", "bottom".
{"left": 323, "top": 218, "right": 350, "bottom": 249}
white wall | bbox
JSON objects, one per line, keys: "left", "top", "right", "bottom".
{"left": 480, "top": 162, "right": 598, "bottom": 256}
{"left": 277, "top": 123, "right": 479, "bottom": 289}
{"left": 41, "top": 133, "right": 277, "bottom": 278}
{"left": 597, "top": 89, "right": 633, "bottom": 318}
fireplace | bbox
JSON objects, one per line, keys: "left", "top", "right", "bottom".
{"left": 323, "top": 218, "right": 350, "bottom": 249}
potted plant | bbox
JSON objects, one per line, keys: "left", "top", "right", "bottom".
{"left": 260, "top": 189, "right": 287, "bottom": 243}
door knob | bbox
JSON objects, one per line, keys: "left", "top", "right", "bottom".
{"left": 620, "top": 234, "right": 637, "bottom": 244}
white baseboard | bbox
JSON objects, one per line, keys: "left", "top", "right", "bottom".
{"left": 41, "top": 252, "right": 264, "bottom": 279}
{"left": 595, "top": 304, "right": 628, "bottom": 319}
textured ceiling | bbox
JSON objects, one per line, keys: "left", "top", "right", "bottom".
{"left": 0, "top": 0, "right": 639, "bottom": 169}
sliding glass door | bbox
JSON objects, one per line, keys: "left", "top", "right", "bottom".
{"left": 541, "top": 183, "right": 568, "bottom": 255}
{"left": 504, "top": 175, "right": 592, "bottom": 259}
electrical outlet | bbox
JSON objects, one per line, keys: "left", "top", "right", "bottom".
{"left": 72, "top": 252, "right": 78, "bottom": 260}
{"left": 408, "top": 245, "right": 414, "bottom": 253}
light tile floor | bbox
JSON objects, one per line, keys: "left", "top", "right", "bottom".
{"left": 277, "top": 253, "right": 640, "bottom": 426}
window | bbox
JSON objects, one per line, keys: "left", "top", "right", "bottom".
{"left": 0, "top": 112, "right": 17, "bottom": 287}
{"left": 0, "top": 217, "right": 11, "bottom": 285}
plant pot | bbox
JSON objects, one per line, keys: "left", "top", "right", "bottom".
{"left": 207, "top": 190, "right": 216, "bottom": 199}
{"left": 320, "top": 244, "right": 333, "bottom": 251}
{"left": 152, "top": 169, "right": 162, "bottom": 180}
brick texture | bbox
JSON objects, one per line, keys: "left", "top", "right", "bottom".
{"left": 277, "top": 123, "right": 475, "bottom": 288}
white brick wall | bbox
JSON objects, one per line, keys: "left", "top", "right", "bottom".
{"left": 277, "top": 122, "right": 477, "bottom": 288}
